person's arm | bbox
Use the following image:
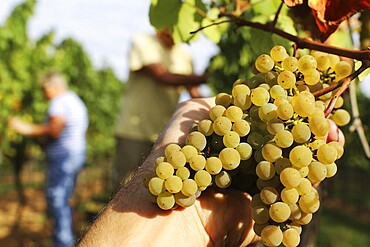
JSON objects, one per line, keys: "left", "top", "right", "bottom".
{"left": 8, "top": 115, "right": 65, "bottom": 138}
{"left": 140, "top": 63, "right": 207, "bottom": 87}
{"left": 77, "top": 98, "right": 258, "bottom": 247}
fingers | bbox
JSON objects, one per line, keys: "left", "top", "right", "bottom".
{"left": 325, "top": 119, "right": 345, "bottom": 145}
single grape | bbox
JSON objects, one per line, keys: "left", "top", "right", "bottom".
{"left": 166, "top": 150, "right": 186, "bottom": 169}
{"left": 325, "top": 162, "right": 338, "bottom": 178}
{"left": 316, "top": 55, "right": 331, "bottom": 71}
{"left": 334, "top": 60, "right": 352, "bottom": 78}
{"left": 164, "top": 143, "right": 181, "bottom": 158}
{"left": 189, "top": 154, "right": 206, "bottom": 171}
{"left": 181, "top": 178, "right": 198, "bottom": 196}
{"left": 165, "top": 175, "right": 183, "bottom": 193}
{"left": 186, "top": 131, "right": 207, "bottom": 151}
{"left": 251, "top": 87, "right": 270, "bottom": 106}
{"left": 261, "top": 225, "right": 283, "bottom": 247}
{"left": 269, "top": 201, "right": 291, "bottom": 223}
{"left": 213, "top": 116, "right": 232, "bottom": 136}
{"left": 270, "top": 84, "right": 287, "bottom": 99}
{"left": 236, "top": 142, "right": 253, "bottom": 160}
{"left": 232, "top": 84, "right": 251, "bottom": 98}
{"left": 174, "top": 192, "right": 196, "bottom": 208}
{"left": 291, "top": 123, "right": 311, "bottom": 144}
{"left": 219, "top": 147, "right": 241, "bottom": 170}
{"left": 296, "top": 177, "right": 312, "bottom": 195}
{"left": 331, "top": 109, "right": 351, "bottom": 126}
{"left": 294, "top": 212, "right": 313, "bottom": 225}
{"left": 282, "top": 56, "right": 298, "bottom": 72}
{"left": 262, "top": 143, "right": 282, "bottom": 162}
{"left": 225, "top": 105, "right": 244, "bottom": 122}
{"left": 148, "top": 177, "right": 166, "bottom": 196}
{"left": 303, "top": 69, "right": 320, "bottom": 85}
{"left": 253, "top": 204, "right": 270, "bottom": 224}
{"left": 299, "top": 191, "right": 320, "bottom": 214}
{"left": 157, "top": 191, "right": 175, "bottom": 210}
{"left": 275, "top": 129, "right": 294, "bottom": 148}
{"left": 289, "top": 203, "right": 302, "bottom": 221}
{"left": 232, "top": 119, "right": 250, "bottom": 137}
{"left": 256, "top": 160, "right": 276, "bottom": 180}
{"left": 282, "top": 228, "right": 301, "bottom": 247}
{"left": 278, "top": 70, "right": 296, "bottom": 89}
{"left": 274, "top": 158, "right": 292, "bottom": 174}
{"left": 214, "top": 170, "right": 232, "bottom": 188}
{"left": 223, "top": 131, "right": 241, "bottom": 148}
{"left": 181, "top": 145, "right": 198, "bottom": 162}
{"left": 205, "top": 156, "right": 223, "bottom": 175}
{"left": 209, "top": 105, "right": 226, "bottom": 121}
{"left": 233, "top": 93, "right": 252, "bottom": 110}
{"left": 270, "top": 45, "right": 289, "bottom": 62}
{"left": 280, "top": 167, "right": 302, "bottom": 188}
{"left": 194, "top": 170, "right": 212, "bottom": 187}
{"left": 281, "top": 187, "right": 299, "bottom": 204}
{"left": 176, "top": 166, "right": 190, "bottom": 180}
{"left": 298, "top": 55, "right": 317, "bottom": 74}
{"left": 309, "top": 116, "right": 330, "bottom": 138}
{"left": 277, "top": 102, "right": 294, "bottom": 120}
{"left": 307, "top": 161, "right": 327, "bottom": 184}
{"left": 258, "top": 103, "right": 278, "bottom": 122}
{"left": 197, "top": 119, "right": 214, "bottom": 136}
{"left": 156, "top": 162, "right": 174, "bottom": 179}
{"left": 247, "top": 131, "right": 265, "bottom": 149}
{"left": 260, "top": 186, "right": 279, "bottom": 205}
{"left": 215, "top": 92, "right": 232, "bottom": 108}
{"left": 289, "top": 145, "right": 313, "bottom": 168}
{"left": 267, "top": 118, "right": 285, "bottom": 135}
{"left": 292, "top": 92, "right": 316, "bottom": 117}
{"left": 255, "top": 54, "right": 275, "bottom": 73}
{"left": 317, "top": 144, "right": 337, "bottom": 164}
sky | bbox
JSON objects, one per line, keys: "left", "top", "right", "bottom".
{"left": 0, "top": 0, "right": 219, "bottom": 81}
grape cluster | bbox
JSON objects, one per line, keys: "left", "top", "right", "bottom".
{"left": 144, "top": 45, "right": 351, "bottom": 247}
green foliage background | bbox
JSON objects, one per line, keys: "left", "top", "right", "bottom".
{"left": 0, "top": 0, "right": 124, "bottom": 167}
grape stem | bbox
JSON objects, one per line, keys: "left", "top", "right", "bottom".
{"left": 217, "top": 11, "right": 370, "bottom": 61}
{"left": 317, "top": 60, "right": 370, "bottom": 117}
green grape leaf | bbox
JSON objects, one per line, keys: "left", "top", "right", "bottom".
{"left": 251, "top": 0, "right": 288, "bottom": 16}
{"left": 201, "top": 8, "right": 229, "bottom": 43}
{"left": 150, "top": 0, "right": 206, "bottom": 43}
{"left": 149, "top": 0, "right": 182, "bottom": 31}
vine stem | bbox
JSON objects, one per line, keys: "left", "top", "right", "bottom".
{"left": 320, "top": 61, "right": 370, "bottom": 117}
{"left": 218, "top": 12, "right": 370, "bottom": 61}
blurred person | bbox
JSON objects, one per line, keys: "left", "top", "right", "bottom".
{"left": 8, "top": 71, "right": 89, "bottom": 247}
{"left": 113, "top": 29, "right": 208, "bottom": 188}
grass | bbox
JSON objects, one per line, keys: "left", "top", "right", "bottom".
{"left": 317, "top": 208, "right": 370, "bottom": 247}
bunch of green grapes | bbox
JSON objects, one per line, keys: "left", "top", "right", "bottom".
{"left": 144, "top": 45, "right": 351, "bottom": 247}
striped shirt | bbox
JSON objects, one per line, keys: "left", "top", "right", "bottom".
{"left": 46, "top": 91, "right": 88, "bottom": 157}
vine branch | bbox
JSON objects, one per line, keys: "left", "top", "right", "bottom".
{"left": 215, "top": 12, "right": 370, "bottom": 61}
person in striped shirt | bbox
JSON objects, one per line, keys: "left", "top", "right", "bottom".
{"left": 9, "top": 71, "right": 88, "bottom": 247}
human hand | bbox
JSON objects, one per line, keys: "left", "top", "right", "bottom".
{"left": 77, "top": 97, "right": 259, "bottom": 247}
{"left": 8, "top": 116, "right": 33, "bottom": 136}
{"left": 324, "top": 119, "right": 345, "bottom": 145}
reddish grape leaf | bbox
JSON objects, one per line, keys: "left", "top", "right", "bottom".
{"left": 308, "top": 0, "right": 370, "bottom": 41}
{"left": 283, "top": 0, "right": 304, "bottom": 8}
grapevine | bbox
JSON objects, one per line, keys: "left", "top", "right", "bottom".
{"left": 143, "top": 46, "right": 350, "bottom": 246}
